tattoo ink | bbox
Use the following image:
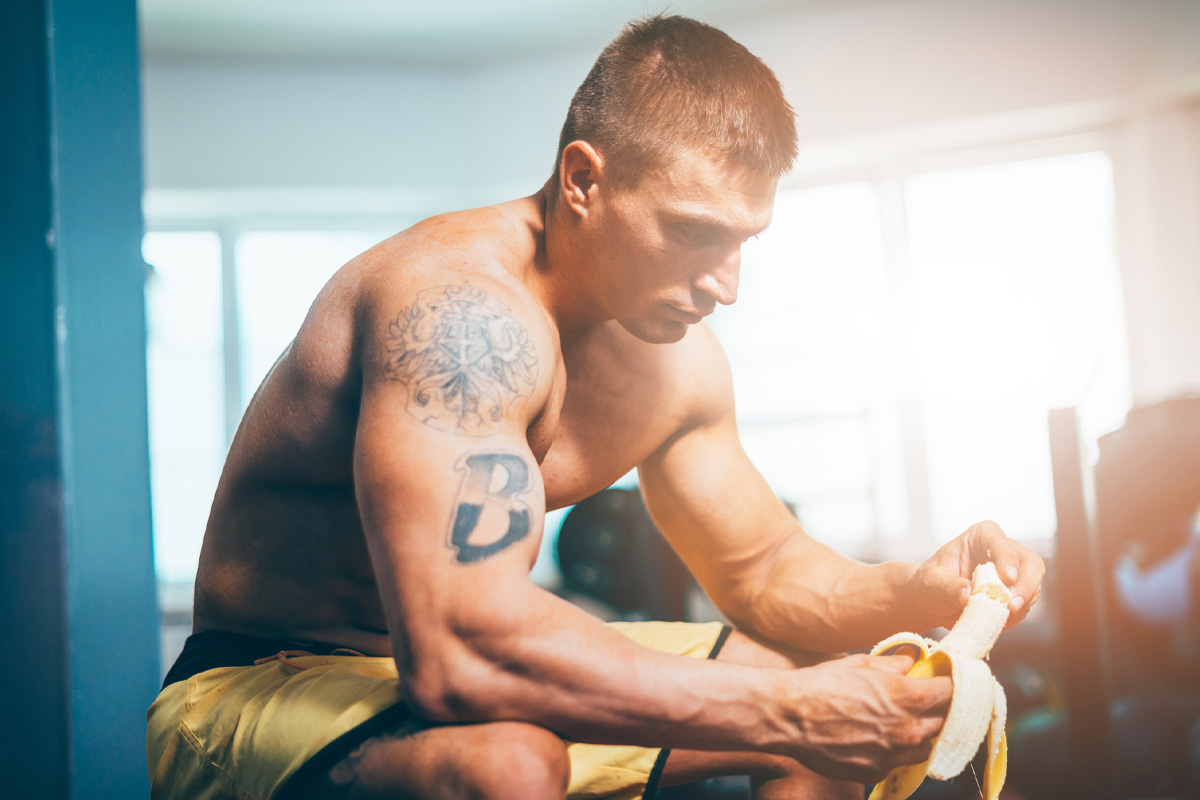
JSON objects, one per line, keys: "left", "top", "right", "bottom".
{"left": 448, "top": 452, "right": 533, "bottom": 563}
{"left": 384, "top": 285, "right": 538, "bottom": 435}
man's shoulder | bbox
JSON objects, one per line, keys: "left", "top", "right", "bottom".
{"left": 355, "top": 205, "right": 544, "bottom": 309}
{"left": 350, "top": 208, "right": 559, "bottom": 434}
{"left": 354, "top": 207, "right": 554, "bottom": 345}
{"left": 663, "top": 323, "right": 735, "bottom": 422}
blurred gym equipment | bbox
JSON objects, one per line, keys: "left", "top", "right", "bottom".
{"left": 1039, "top": 396, "right": 1200, "bottom": 799}
{"left": 556, "top": 487, "right": 696, "bottom": 622}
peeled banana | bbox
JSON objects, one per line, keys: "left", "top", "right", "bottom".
{"left": 867, "top": 562, "right": 1012, "bottom": 800}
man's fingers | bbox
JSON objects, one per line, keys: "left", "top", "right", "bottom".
{"left": 1004, "top": 583, "right": 1043, "bottom": 629}
{"left": 924, "top": 563, "right": 972, "bottom": 608}
{"left": 1010, "top": 549, "right": 1047, "bottom": 614}
{"left": 972, "top": 521, "right": 1020, "bottom": 583}
{"left": 915, "top": 715, "right": 945, "bottom": 746}
{"left": 905, "top": 674, "right": 953, "bottom": 714}
{"left": 996, "top": 546, "right": 1045, "bottom": 615}
{"left": 868, "top": 654, "right": 915, "bottom": 675}
{"left": 970, "top": 521, "right": 1046, "bottom": 616}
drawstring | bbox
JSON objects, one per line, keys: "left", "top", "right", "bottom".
{"left": 254, "top": 647, "right": 367, "bottom": 671}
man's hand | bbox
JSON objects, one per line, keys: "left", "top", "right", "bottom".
{"left": 910, "top": 520, "right": 1046, "bottom": 631}
{"left": 784, "top": 654, "right": 952, "bottom": 783}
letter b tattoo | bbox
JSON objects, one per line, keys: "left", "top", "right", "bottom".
{"left": 448, "top": 453, "right": 533, "bottom": 563}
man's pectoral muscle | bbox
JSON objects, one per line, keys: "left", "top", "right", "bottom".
{"left": 448, "top": 452, "right": 534, "bottom": 564}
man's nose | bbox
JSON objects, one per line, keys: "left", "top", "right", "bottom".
{"left": 694, "top": 249, "right": 740, "bottom": 307}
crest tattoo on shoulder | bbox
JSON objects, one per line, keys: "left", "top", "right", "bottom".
{"left": 383, "top": 285, "right": 539, "bottom": 435}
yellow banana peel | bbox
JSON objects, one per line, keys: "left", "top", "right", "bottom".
{"left": 867, "top": 563, "right": 1011, "bottom": 800}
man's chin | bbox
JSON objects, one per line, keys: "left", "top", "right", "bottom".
{"left": 619, "top": 317, "right": 690, "bottom": 345}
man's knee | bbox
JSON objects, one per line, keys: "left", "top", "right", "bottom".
{"left": 458, "top": 722, "right": 569, "bottom": 800}
{"left": 302, "top": 719, "right": 568, "bottom": 800}
{"left": 754, "top": 754, "right": 863, "bottom": 799}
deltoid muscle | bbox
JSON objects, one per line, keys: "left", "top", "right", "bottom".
{"left": 868, "top": 562, "right": 1012, "bottom": 800}
{"left": 384, "top": 285, "right": 538, "bottom": 435}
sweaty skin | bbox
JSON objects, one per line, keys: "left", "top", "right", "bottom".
{"left": 191, "top": 145, "right": 1041, "bottom": 785}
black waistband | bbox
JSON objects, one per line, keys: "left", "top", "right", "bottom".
{"left": 162, "top": 629, "right": 358, "bottom": 690}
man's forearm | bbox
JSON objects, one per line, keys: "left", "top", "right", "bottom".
{"left": 400, "top": 581, "right": 798, "bottom": 755}
{"left": 737, "top": 532, "right": 924, "bottom": 653}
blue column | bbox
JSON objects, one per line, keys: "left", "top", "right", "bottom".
{"left": 0, "top": 0, "right": 69, "bottom": 793}
{"left": 0, "top": 0, "right": 159, "bottom": 796}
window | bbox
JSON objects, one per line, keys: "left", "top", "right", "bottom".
{"left": 906, "top": 151, "right": 1129, "bottom": 544}
{"left": 143, "top": 229, "right": 385, "bottom": 589}
{"left": 143, "top": 232, "right": 225, "bottom": 583}
{"left": 709, "top": 182, "right": 903, "bottom": 549}
{"left": 235, "top": 232, "right": 380, "bottom": 409}
{"left": 710, "top": 149, "right": 1129, "bottom": 554}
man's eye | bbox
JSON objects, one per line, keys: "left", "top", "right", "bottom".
{"left": 677, "top": 226, "right": 712, "bottom": 245}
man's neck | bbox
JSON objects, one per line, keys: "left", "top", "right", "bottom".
{"left": 533, "top": 184, "right": 612, "bottom": 349}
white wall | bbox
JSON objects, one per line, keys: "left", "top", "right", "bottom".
{"left": 1112, "top": 103, "right": 1200, "bottom": 405}
{"left": 141, "top": 0, "right": 1200, "bottom": 402}
{"left": 746, "top": 0, "right": 1200, "bottom": 142}
{"left": 143, "top": 63, "right": 469, "bottom": 190}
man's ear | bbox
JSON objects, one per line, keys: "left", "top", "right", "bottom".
{"left": 558, "top": 141, "right": 605, "bottom": 218}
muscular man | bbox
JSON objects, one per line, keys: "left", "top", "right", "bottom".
{"left": 147, "top": 16, "right": 1045, "bottom": 800}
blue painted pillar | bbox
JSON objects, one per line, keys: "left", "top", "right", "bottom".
{"left": 0, "top": 0, "right": 159, "bottom": 796}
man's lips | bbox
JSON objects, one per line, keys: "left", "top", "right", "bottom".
{"left": 668, "top": 306, "right": 707, "bottom": 324}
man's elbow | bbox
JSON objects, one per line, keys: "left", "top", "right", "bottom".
{"left": 720, "top": 575, "right": 803, "bottom": 647}
{"left": 399, "top": 644, "right": 506, "bottom": 724}
{"left": 714, "top": 575, "right": 767, "bottom": 634}
{"left": 405, "top": 681, "right": 470, "bottom": 724}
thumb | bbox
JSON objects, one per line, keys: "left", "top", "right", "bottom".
{"left": 924, "top": 566, "right": 972, "bottom": 608}
{"left": 868, "top": 654, "right": 916, "bottom": 675}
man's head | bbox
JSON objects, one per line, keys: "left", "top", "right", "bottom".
{"left": 553, "top": 15, "right": 797, "bottom": 190}
{"left": 548, "top": 16, "right": 794, "bottom": 344}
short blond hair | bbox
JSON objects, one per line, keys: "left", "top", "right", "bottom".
{"left": 554, "top": 15, "right": 797, "bottom": 187}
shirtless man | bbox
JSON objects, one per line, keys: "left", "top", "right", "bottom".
{"left": 147, "top": 16, "right": 1045, "bottom": 800}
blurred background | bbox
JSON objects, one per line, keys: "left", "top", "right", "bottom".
{"left": 4, "top": 0, "right": 1199, "bottom": 797}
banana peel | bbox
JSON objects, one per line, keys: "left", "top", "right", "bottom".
{"left": 867, "top": 563, "right": 1012, "bottom": 800}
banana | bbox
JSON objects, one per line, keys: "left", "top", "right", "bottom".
{"left": 867, "top": 562, "right": 1012, "bottom": 800}
{"left": 939, "top": 563, "right": 1012, "bottom": 661}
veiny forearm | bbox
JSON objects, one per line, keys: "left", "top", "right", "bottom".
{"left": 400, "top": 580, "right": 798, "bottom": 755}
{"left": 737, "top": 532, "right": 924, "bottom": 653}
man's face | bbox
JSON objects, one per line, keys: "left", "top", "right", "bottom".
{"left": 588, "top": 149, "right": 777, "bottom": 344}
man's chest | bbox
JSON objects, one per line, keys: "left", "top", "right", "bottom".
{"left": 532, "top": 340, "right": 684, "bottom": 511}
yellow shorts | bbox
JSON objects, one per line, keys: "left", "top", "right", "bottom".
{"left": 146, "top": 620, "right": 729, "bottom": 800}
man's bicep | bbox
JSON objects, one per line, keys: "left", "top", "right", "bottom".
{"left": 353, "top": 281, "right": 551, "bottom": 634}
{"left": 354, "top": 405, "right": 546, "bottom": 573}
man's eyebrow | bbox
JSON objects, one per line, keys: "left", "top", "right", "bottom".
{"left": 665, "top": 210, "right": 773, "bottom": 239}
